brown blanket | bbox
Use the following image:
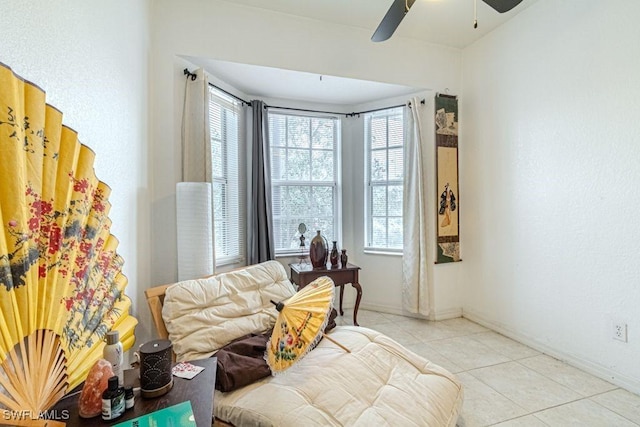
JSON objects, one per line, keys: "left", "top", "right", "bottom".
{"left": 214, "top": 309, "right": 338, "bottom": 392}
{"left": 214, "top": 331, "right": 272, "bottom": 392}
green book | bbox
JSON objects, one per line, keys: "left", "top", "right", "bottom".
{"left": 114, "top": 401, "right": 196, "bottom": 427}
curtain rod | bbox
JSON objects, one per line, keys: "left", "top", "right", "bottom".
{"left": 184, "top": 68, "right": 253, "bottom": 105}
{"left": 184, "top": 68, "right": 426, "bottom": 117}
{"left": 265, "top": 104, "right": 348, "bottom": 117}
{"left": 346, "top": 99, "right": 425, "bottom": 117}
{"left": 209, "top": 82, "right": 252, "bottom": 106}
{"left": 183, "top": 68, "right": 197, "bottom": 81}
{"left": 267, "top": 98, "right": 425, "bottom": 118}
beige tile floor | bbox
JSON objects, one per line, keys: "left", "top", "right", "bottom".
{"left": 336, "top": 309, "right": 640, "bottom": 427}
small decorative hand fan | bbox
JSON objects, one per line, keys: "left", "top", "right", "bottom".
{"left": 0, "top": 63, "right": 137, "bottom": 413}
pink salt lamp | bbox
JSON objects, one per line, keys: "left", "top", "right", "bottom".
{"left": 78, "top": 359, "right": 114, "bottom": 418}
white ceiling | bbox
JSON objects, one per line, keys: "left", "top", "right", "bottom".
{"left": 224, "top": 0, "right": 538, "bottom": 49}
{"left": 188, "top": 0, "right": 538, "bottom": 106}
{"left": 185, "top": 56, "right": 423, "bottom": 106}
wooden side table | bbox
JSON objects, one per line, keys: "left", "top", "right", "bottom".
{"left": 289, "top": 262, "right": 363, "bottom": 326}
{"left": 52, "top": 357, "right": 216, "bottom": 426}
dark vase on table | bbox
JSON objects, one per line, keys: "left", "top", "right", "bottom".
{"left": 329, "top": 241, "right": 339, "bottom": 269}
{"left": 340, "top": 249, "right": 348, "bottom": 268}
{"left": 309, "top": 230, "right": 328, "bottom": 269}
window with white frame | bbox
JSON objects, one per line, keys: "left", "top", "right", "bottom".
{"left": 365, "top": 107, "right": 405, "bottom": 251}
{"left": 268, "top": 112, "right": 340, "bottom": 254}
{"left": 209, "top": 87, "right": 245, "bottom": 265}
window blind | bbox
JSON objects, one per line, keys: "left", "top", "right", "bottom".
{"left": 209, "top": 87, "right": 245, "bottom": 265}
{"left": 365, "top": 107, "right": 404, "bottom": 250}
{"left": 268, "top": 112, "right": 340, "bottom": 253}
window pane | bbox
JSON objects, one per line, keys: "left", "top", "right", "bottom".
{"left": 388, "top": 185, "right": 403, "bottom": 217}
{"left": 213, "top": 182, "right": 228, "bottom": 258}
{"left": 286, "top": 149, "right": 310, "bottom": 181}
{"left": 271, "top": 147, "right": 287, "bottom": 180}
{"left": 212, "top": 182, "right": 225, "bottom": 219}
{"left": 272, "top": 217, "right": 286, "bottom": 249}
{"left": 371, "top": 186, "right": 386, "bottom": 216}
{"left": 287, "top": 116, "right": 310, "bottom": 148}
{"left": 286, "top": 186, "right": 311, "bottom": 217}
{"left": 371, "top": 218, "right": 387, "bottom": 247}
{"left": 370, "top": 150, "right": 387, "bottom": 181}
{"left": 311, "top": 150, "right": 333, "bottom": 182}
{"left": 225, "top": 110, "right": 239, "bottom": 146}
{"left": 268, "top": 113, "right": 340, "bottom": 253}
{"left": 365, "top": 107, "right": 404, "bottom": 251}
{"left": 388, "top": 217, "right": 403, "bottom": 248}
{"left": 210, "top": 104, "right": 222, "bottom": 140}
{"left": 271, "top": 185, "right": 283, "bottom": 216}
{"left": 370, "top": 116, "right": 387, "bottom": 149}
{"left": 211, "top": 140, "right": 223, "bottom": 179}
{"left": 388, "top": 115, "right": 403, "bottom": 147}
{"left": 388, "top": 147, "right": 403, "bottom": 180}
{"left": 312, "top": 118, "right": 334, "bottom": 149}
{"left": 214, "top": 219, "right": 225, "bottom": 255}
{"left": 269, "top": 114, "right": 286, "bottom": 147}
{"left": 209, "top": 87, "right": 245, "bottom": 264}
{"left": 273, "top": 217, "right": 301, "bottom": 251}
{"left": 312, "top": 186, "right": 333, "bottom": 217}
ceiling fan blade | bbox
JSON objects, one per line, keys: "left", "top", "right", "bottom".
{"left": 371, "top": 0, "right": 416, "bottom": 42}
{"left": 481, "top": 0, "right": 524, "bottom": 13}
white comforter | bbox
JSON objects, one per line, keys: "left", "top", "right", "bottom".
{"left": 215, "top": 326, "right": 463, "bottom": 427}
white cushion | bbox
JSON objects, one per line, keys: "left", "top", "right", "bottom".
{"left": 162, "top": 260, "right": 296, "bottom": 362}
{"left": 215, "top": 326, "right": 464, "bottom": 426}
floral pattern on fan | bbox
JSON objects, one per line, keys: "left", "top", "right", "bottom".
{"left": 0, "top": 62, "right": 137, "bottom": 413}
{"left": 0, "top": 100, "right": 127, "bottom": 348}
{"left": 2, "top": 180, "right": 106, "bottom": 287}
{"left": 2, "top": 178, "right": 123, "bottom": 349}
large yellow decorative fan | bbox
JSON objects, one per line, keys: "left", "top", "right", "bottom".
{"left": 0, "top": 62, "right": 137, "bottom": 414}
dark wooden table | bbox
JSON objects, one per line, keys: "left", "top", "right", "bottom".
{"left": 289, "top": 262, "right": 362, "bottom": 326}
{"left": 52, "top": 357, "right": 216, "bottom": 426}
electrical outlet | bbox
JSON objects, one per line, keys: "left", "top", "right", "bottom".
{"left": 613, "top": 322, "right": 628, "bottom": 342}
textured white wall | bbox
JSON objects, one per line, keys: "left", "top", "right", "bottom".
{"left": 149, "top": 0, "right": 463, "bottom": 317}
{"left": 461, "top": 0, "right": 640, "bottom": 392}
{"left": 0, "top": 1, "right": 152, "bottom": 342}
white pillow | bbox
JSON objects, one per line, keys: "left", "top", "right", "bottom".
{"left": 162, "top": 261, "right": 296, "bottom": 362}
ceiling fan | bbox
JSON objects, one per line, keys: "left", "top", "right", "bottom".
{"left": 371, "top": 0, "right": 524, "bottom": 42}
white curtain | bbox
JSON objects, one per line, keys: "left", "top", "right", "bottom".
{"left": 179, "top": 68, "right": 215, "bottom": 276}
{"left": 181, "top": 68, "right": 211, "bottom": 182}
{"left": 402, "top": 97, "right": 429, "bottom": 315}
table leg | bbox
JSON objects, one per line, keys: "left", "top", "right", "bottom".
{"left": 339, "top": 284, "right": 345, "bottom": 316}
{"left": 351, "top": 282, "right": 362, "bottom": 326}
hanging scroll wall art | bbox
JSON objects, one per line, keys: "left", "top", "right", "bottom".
{"left": 435, "top": 94, "right": 461, "bottom": 263}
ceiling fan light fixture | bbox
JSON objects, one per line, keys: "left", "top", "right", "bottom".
{"left": 481, "top": 0, "right": 524, "bottom": 14}
{"left": 371, "top": 0, "right": 524, "bottom": 41}
{"left": 474, "top": 0, "right": 478, "bottom": 28}
{"left": 371, "top": 0, "right": 416, "bottom": 42}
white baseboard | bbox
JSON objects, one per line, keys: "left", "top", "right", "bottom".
{"left": 432, "top": 307, "right": 463, "bottom": 321}
{"left": 358, "top": 303, "right": 463, "bottom": 321}
{"left": 359, "top": 302, "right": 404, "bottom": 316}
{"left": 463, "top": 308, "right": 640, "bottom": 395}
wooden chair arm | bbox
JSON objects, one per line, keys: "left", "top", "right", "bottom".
{"left": 144, "top": 284, "right": 172, "bottom": 340}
